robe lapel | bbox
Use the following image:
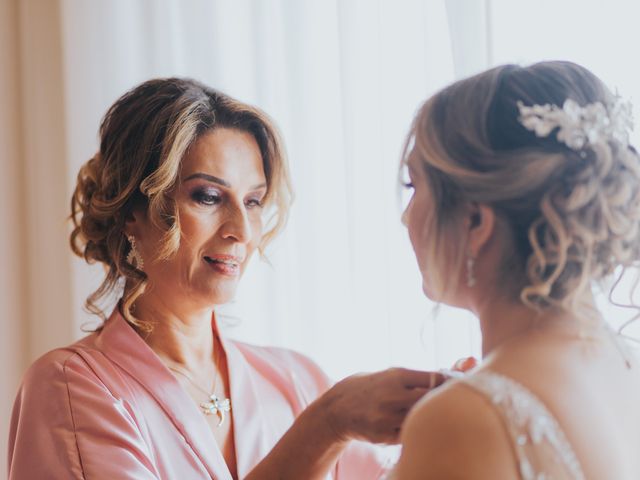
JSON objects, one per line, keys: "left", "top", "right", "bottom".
{"left": 214, "top": 318, "right": 277, "bottom": 479}
{"left": 96, "top": 310, "right": 233, "bottom": 480}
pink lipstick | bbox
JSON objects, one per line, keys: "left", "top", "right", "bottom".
{"left": 203, "top": 254, "right": 242, "bottom": 276}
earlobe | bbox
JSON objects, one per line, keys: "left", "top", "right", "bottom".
{"left": 123, "top": 218, "right": 137, "bottom": 238}
{"left": 123, "top": 208, "right": 143, "bottom": 238}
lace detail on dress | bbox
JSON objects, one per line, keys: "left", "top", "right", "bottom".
{"left": 461, "top": 370, "right": 585, "bottom": 480}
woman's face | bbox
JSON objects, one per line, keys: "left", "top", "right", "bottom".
{"left": 135, "top": 128, "right": 267, "bottom": 309}
{"left": 402, "top": 153, "right": 438, "bottom": 298}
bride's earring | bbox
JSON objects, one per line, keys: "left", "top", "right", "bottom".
{"left": 126, "top": 235, "right": 144, "bottom": 270}
{"left": 466, "top": 255, "right": 476, "bottom": 287}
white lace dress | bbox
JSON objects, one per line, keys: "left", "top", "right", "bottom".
{"left": 388, "top": 370, "right": 585, "bottom": 479}
{"left": 460, "top": 371, "right": 585, "bottom": 480}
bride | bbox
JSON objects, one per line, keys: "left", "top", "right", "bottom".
{"left": 393, "top": 61, "right": 640, "bottom": 479}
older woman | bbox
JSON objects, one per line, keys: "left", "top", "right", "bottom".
{"left": 393, "top": 61, "right": 640, "bottom": 479}
{"left": 7, "top": 79, "right": 444, "bottom": 479}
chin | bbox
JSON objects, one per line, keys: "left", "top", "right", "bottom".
{"left": 421, "top": 277, "right": 459, "bottom": 307}
{"left": 209, "top": 289, "right": 237, "bottom": 306}
{"left": 193, "top": 281, "right": 238, "bottom": 307}
{"left": 421, "top": 280, "right": 435, "bottom": 300}
{"left": 421, "top": 284, "right": 449, "bottom": 304}
{"left": 420, "top": 271, "right": 439, "bottom": 301}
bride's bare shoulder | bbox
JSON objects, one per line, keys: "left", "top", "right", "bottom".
{"left": 393, "top": 378, "right": 517, "bottom": 480}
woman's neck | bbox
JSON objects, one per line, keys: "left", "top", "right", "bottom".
{"left": 130, "top": 292, "right": 216, "bottom": 371}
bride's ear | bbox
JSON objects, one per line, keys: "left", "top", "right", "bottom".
{"left": 466, "top": 203, "right": 495, "bottom": 257}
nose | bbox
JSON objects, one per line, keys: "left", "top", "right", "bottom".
{"left": 221, "top": 201, "right": 252, "bottom": 244}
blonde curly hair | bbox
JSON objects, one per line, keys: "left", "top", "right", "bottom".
{"left": 405, "top": 61, "right": 640, "bottom": 314}
{"left": 70, "top": 78, "right": 293, "bottom": 331}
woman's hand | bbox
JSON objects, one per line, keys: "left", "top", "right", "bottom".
{"left": 318, "top": 368, "right": 447, "bottom": 445}
{"left": 246, "top": 362, "right": 478, "bottom": 480}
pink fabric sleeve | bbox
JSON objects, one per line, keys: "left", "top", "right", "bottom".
{"left": 8, "top": 350, "right": 160, "bottom": 480}
{"left": 276, "top": 349, "right": 393, "bottom": 480}
{"left": 335, "top": 440, "right": 396, "bottom": 480}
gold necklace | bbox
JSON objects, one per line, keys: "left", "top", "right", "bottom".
{"left": 168, "top": 366, "right": 232, "bottom": 426}
{"left": 167, "top": 342, "right": 232, "bottom": 426}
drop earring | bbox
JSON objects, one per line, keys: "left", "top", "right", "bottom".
{"left": 466, "top": 255, "right": 476, "bottom": 287}
{"left": 126, "top": 235, "right": 144, "bottom": 270}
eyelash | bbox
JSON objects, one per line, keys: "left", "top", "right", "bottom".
{"left": 246, "top": 198, "right": 264, "bottom": 208}
{"left": 191, "top": 190, "right": 264, "bottom": 208}
{"left": 403, "top": 182, "right": 414, "bottom": 189}
{"left": 192, "top": 190, "right": 221, "bottom": 206}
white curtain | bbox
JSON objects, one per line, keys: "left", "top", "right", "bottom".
{"left": 215, "top": 0, "right": 489, "bottom": 377}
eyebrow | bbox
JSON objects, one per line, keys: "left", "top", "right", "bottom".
{"left": 184, "top": 172, "right": 266, "bottom": 190}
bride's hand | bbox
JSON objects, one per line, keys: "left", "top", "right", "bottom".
{"left": 318, "top": 368, "right": 446, "bottom": 445}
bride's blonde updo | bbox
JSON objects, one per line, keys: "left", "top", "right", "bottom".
{"left": 406, "top": 61, "right": 640, "bottom": 312}
{"left": 70, "top": 78, "right": 292, "bottom": 329}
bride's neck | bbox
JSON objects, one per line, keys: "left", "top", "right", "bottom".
{"left": 474, "top": 292, "right": 598, "bottom": 357}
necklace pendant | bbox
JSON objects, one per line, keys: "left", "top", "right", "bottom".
{"left": 200, "top": 394, "right": 232, "bottom": 426}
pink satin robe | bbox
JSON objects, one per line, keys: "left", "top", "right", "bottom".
{"left": 8, "top": 309, "right": 391, "bottom": 479}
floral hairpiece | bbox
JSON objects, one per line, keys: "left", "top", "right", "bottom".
{"left": 516, "top": 97, "right": 634, "bottom": 153}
